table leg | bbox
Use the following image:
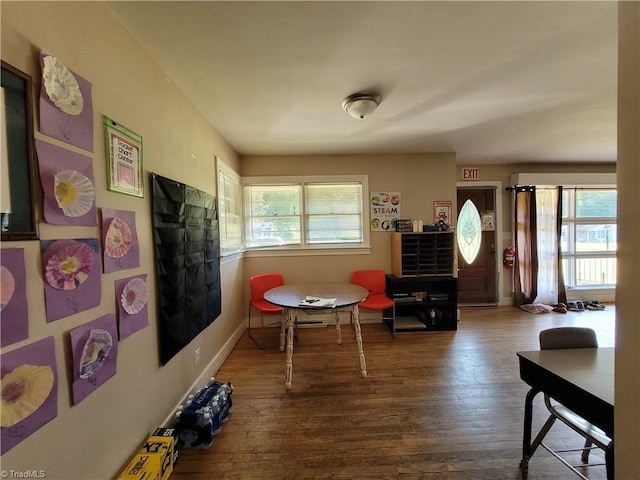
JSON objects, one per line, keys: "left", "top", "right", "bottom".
{"left": 351, "top": 305, "right": 367, "bottom": 378}
{"left": 279, "top": 310, "right": 286, "bottom": 352}
{"left": 605, "top": 442, "right": 614, "bottom": 480}
{"left": 520, "top": 387, "right": 540, "bottom": 478}
{"left": 335, "top": 310, "right": 342, "bottom": 345}
{"left": 285, "top": 309, "right": 295, "bottom": 390}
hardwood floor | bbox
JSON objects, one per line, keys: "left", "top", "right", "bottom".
{"left": 170, "top": 305, "right": 614, "bottom": 479}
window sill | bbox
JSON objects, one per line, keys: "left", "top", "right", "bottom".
{"left": 244, "top": 245, "right": 371, "bottom": 258}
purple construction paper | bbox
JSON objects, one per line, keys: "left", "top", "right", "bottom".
{"left": 101, "top": 208, "right": 140, "bottom": 273}
{"left": 40, "top": 239, "right": 101, "bottom": 322}
{"left": 38, "top": 52, "right": 93, "bottom": 152}
{"left": 1, "top": 336, "right": 58, "bottom": 455}
{"left": 115, "top": 274, "right": 149, "bottom": 340}
{"left": 36, "top": 139, "right": 97, "bottom": 226}
{"left": 69, "top": 314, "right": 118, "bottom": 405}
{"left": 1, "top": 248, "right": 29, "bottom": 347}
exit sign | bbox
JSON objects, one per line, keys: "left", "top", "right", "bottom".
{"left": 462, "top": 168, "right": 479, "bottom": 180}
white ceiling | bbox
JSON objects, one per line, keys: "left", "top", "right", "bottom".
{"left": 108, "top": 1, "right": 618, "bottom": 164}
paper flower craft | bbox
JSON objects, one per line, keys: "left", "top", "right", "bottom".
{"left": 42, "top": 55, "right": 83, "bottom": 115}
{"left": 105, "top": 217, "right": 132, "bottom": 258}
{"left": 79, "top": 329, "right": 113, "bottom": 379}
{"left": 1, "top": 265, "right": 15, "bottom": 311}
{"left": 54, "top": 169, "right": 95, "bottom": 218}
{"left": 121, "top": 278, "right": 148, "bottom": 315}
{"left": 45, "top": 241, "right": 94, "bottom": 290}
{"left": 1, "top": 365, "right": 54, "bottom": 427}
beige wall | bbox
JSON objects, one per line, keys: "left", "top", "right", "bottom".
{"left": 1, "top": 3, "right": 243, "bottom": 479}
{"left": 2, "top": 1, "right": 637, "bottom": 478}
{"left": 241, "top": 153, "right": 457, "bottom": 288}
{"left": 615, "top": 1, "right": 640, "bottom": 477}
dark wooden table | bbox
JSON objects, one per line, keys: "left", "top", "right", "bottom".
{"left": 517, "top": 347, "right": 614, "bottom": 479}
{"left": 264, "top": 283, "right": 368, "bottom": 390}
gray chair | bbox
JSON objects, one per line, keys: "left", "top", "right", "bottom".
{"left": 523, "top": 327, "right": 612, "bottom": 480}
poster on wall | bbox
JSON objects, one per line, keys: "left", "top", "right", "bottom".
{"left": 433, "top": 201, "right": 452, "bottom": 224}
{"left": 69, "top": 314, "right": 118, "bottom": 405}
{"left": 39, "top": 52, "right": 93, "bottom": 152}
{"left": 115, "top": 274, "right": 149, "bottom": 340}
{"left": 370, "top": 192, "right": 400, "bottom": 231}
{"left": 1, "top": 248, "right": 29, "bottom": 347}
{"left": 36, "top": 139, "right": 97, "bottom": 226}
{"left": 40, "top": 239, "right": 101, "bottom": 322}
{"left": 1, "top": 336, "right": 58, "bottom": 455}
{"left": 103, "top": 116, "right": 144, "bottom": 198}
{"left": 101, "top": 208, "right": 140, "bottom": 273}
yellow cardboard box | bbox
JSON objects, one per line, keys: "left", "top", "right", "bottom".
{"left": 117, "top": 453, "right": 161, "bottom": 480}
{"left": 118, "top": 433, "right": 174, "bottom": 480}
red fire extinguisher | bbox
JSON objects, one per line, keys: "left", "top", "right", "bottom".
{"left": 503, "top": 245, "right": 516, "bottom": 269}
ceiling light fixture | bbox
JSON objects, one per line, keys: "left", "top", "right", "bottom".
{"left": 342, "top": 92, "right": 381, "bottom": 119}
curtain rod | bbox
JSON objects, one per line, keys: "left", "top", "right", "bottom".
{"left": 505, "top": 185, "right": 601, "bottom": 192}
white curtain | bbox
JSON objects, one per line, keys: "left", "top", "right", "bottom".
{"left": 533, "top": 188, "right": 559, "bottom": 304}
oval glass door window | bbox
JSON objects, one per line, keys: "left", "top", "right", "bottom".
{"left": 457, "top": 199, "right": 482, "bottom": 264}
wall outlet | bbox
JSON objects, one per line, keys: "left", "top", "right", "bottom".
{"left": 194, "top": 348, "right": 200, "bottom": 366}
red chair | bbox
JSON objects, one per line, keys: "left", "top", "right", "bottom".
{"left": 351, "top": 270, "right": 396, "bottom": 338}
{"left": 248, "top": 273, "right": 285, "bottom": 349}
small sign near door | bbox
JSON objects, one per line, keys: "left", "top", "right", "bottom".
{"left": 462, "top": 168, "right": 479, "bottom": 181}
{"left": 482, "top": 211, "right": 495, "bottom": 231}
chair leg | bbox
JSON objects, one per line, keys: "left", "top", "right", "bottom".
{"left": 581, "top": 439, "right": 592, "bottom": 463}
{"left": 247, "top": 304, "right": 265, "bottom": 349}
{"left": 529, "top": 414, "right": 557, "bottom": 459}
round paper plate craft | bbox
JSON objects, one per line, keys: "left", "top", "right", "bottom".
{"left": 79, "top": 329, "right": 113, "bottom": 379}
{"left": 121, "top": 277, "right": 149, "bottom": 315}
{"left": 53, "top": 169, "right": 95, "bottom": 218}
{"left": 45, "top": 241, "right": 94, "bottom": 290}
{"left": 42, "top": 55, "right": 83, "bottom": 115}
{"left": 105, "top": 217, "right": 132, "bottom": 258}
{"left": 0, "top": 265, "right": 16, "bottom": 311}
{"left": 0, "top": 364, "right": 54, "bottom": 427}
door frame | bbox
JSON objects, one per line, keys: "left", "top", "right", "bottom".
{"left": 456, "top": 180, "right": 508, "bottom": 306}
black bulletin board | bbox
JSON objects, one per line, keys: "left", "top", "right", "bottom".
{"left": 151, "top": 173, "right": 222, "bottom": 365}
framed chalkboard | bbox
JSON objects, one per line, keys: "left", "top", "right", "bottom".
{"left": 1, "top": 61, "right": 39, "bottom": 240}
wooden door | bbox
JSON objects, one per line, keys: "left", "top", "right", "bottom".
{"left": 456, "top": 187, "right": 497, "bottom": 304}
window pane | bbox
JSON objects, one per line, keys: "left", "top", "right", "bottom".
{"left": 457, "top": 199, "right": 482, "bottom": 264}
{"left": 217, "top": 160, "right": 243, "bottom": 254}
{"left": 245, "top": 185, "right": 301, "bottom": 247}
{"left": 246, "top": 216, "right": 300, "bottom": 246}
{"left": 307, "top": 215, "right": 362, "bottom": 243}
{"left": 248, "top": 185, "right": 300, "bottom": 216}
{"left": 575, "top": 224, "right": 616, "bottom": 252}
{"left": 560, "top": 224, "right": 569, "bottom": 253}
{"left": 561, "top": 190, "right": 568, "bottom": 218}
{"left": 576, "top": 190, "right": 617, "bottom": 218}
{"left": 575, "top": 257, "right": 616, "bottom": 286}
{"left": 306, "top": 183, "right": 363, "bottom": 244}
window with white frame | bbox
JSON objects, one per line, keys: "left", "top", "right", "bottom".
{"left": 561, "top": 188, "right": 617, "bottom": 288}
{"left": 243, "top": 175, "right": 369, "bottom": 249}
{"left": 216, "top": 158, "right": 243, "bottom": 255}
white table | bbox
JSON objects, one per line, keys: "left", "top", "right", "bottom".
{"left": 264, "top": 283, "right": 368, "bottom": 390}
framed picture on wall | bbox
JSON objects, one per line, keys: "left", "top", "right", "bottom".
{"left": 103, "top": 116, "right": 144, "bottom": 197}
{"left": 433, "top": 201, "right": 452, "bottom": 224}
{"left": 482, "top": 211, "right": 495, "bottom": 231}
